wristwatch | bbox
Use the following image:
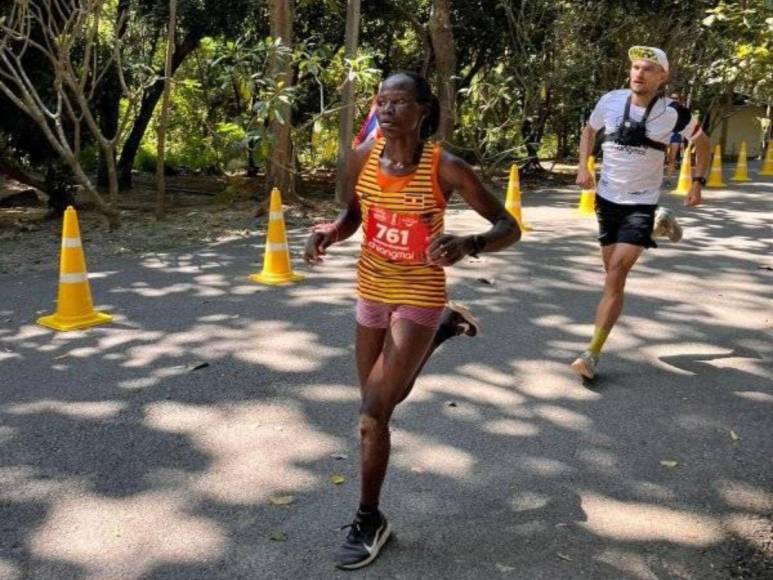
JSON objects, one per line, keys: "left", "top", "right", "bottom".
{"left": 468, "top": 234, "right": 486, "bottom": 258}
{"left": 692, "top": 176, "right": 706, "bottom": 186}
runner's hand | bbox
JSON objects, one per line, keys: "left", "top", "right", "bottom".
{"left": 576, "top": 167, "right": 594, "bottom": 189}
{"left": 304, "top": 225, "right": 337, "bottom": 264}
{"left": 427, "top": 234, "right": 472, "bottom": 267}
{"left": 685, "top": 183, "right": 702, "bottom": 207}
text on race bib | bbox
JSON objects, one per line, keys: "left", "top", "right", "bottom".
{"left": 365, "top": 207, "right": 430, "bottom": 263}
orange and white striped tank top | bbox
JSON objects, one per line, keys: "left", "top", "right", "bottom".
{"left": 356, "top": 138, "right": 447, "bottom": 308}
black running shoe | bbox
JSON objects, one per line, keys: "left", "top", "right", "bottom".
{"left": 445, "top": 301, "right": 480, "bottom": 337}
{"left": 334, "top": 511, "right": 392, "bottom": 570}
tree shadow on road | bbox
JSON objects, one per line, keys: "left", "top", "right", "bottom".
{"left": 0, "top": 183, "right": 771, "bottom": 579}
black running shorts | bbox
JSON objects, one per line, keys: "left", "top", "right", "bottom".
{"left": 595, "top": 195, "right": 657, "bottom": 248}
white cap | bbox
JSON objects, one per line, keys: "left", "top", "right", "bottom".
{"left": 628, "top": 46, "right": 669, "bottom": 72}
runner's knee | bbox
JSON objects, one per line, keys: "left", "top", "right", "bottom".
{"left": 360, "top": 394, "right": 395, "bottom": 429}
{"left": 359, "top": 411, "right": 390, "bottom": 440}
{"left": 605, "top": 261, "right": 631, "bottom": 290}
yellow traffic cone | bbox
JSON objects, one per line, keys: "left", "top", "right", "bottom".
{"left": 673, "top": 145, "right": 692, "bottom": 196}
{"left": 37, "top": 206, "right": 113, "bottom": 332}
{"left": 505, "top": 164, "right": 529, "bottom": 231}
{"left": 250, "top": 187, "right": 304, "bottom": 285}
{"left": 706, "top": 145, "right": 726, "bottom": 188}
{"left": 730, "top": 141, "right": 751, "bottom": 182}
{"left": 759, "top": 140, "right": 773, "bottom": 176}
{"left": 578, "top": 155, "right": 596, "bottom": 216}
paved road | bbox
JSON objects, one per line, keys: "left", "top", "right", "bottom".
{"left": 1, "top": 172, "right": 771, "bottom": 579}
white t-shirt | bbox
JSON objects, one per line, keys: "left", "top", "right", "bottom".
{"left": 588, "top": 89, "right": 700, "bottom": 205}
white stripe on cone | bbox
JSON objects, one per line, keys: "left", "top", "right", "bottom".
{"left": 269, "top": 211, "right": 284, "bottom": 221}
{"left": 266, "top": 242, "right": 288, "bottom": 252}
{"left": 62, "top": 237, "right": 82, "bottom": 248}
{"left": 60, "top": 273, "right": 88, "bottom": 284}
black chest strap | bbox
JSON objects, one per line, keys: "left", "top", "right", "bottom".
{"left": 604, "top": 94, "right": 667, "bottom": 152}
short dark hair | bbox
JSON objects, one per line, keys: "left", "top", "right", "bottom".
{"left": 383, "top": 71, "right": 440, "bottom": 140}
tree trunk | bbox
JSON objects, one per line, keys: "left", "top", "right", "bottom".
{"left": 117, "top": 32, "right": 200, "bottom": 190}
{"left": 97, "top": 0, "right": 130, "bottom": 189}
{"left": 97, "top": 86, "right": 120, "bottom": 189}
{"left": 247, "top": 138, "right": 258, "bottom": 177}
{"left": 268, "top": 0, "right": 296, "bottom": 200}
{"left": 45, "top": 161, "right": 77, "bottom": 217}
{"left": 335, "top": 0, "right": 361, "bottom": 204}
{"left": 68, "top": 152, "right": 120, "bottom": 228}
{"left": 429, "top": 0, "right": 456, "bottom": 141}
{"left": 156, "top": 0, "right": 177, "bottom": 219}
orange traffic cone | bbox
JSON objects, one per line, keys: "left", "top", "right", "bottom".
{"left": 250, "top": 187, "right": 304, "bottom": 285}
{"left": 730, "top": 141, "right": 751, "bottom": 182}
{"left": 706, "top": 145, "right": 726, "bottom": 188}
{"left": 578, "top": 155, "right": 596, "bottom": 216}
{"left": 505, "top": 164, "right": 529, "bottom": 231}
{"left": 37, "top": 206, "right": 113, "bottom": 332}
{"left": 759, "top": 140, "right": 773, "bottom": 176}
{"left": 673, "top": 145, "right": 692, "bottom": 196}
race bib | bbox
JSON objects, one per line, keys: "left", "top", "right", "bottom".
{"left": 365, "top": 207, "right": 430, "bottom": 263}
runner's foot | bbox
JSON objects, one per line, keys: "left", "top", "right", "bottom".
{"left": 571, "top": 350, "right": 599, "bottom": 380}
{"left": 653, "top": 207, "right": 683, "bottom": 243}
{"left": 334, "top": 510, "right": 392, "bottom": 570}
{"left": 445, "top": 301, "right": 480, "bottom": 337}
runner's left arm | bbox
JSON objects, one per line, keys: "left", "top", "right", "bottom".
{"left": 687, "top": 131, "right": 710, "bottom": 207}
{"left": 677, "top": 108, "right": 710, "bottom": 207}
{"left": 427, "top": 151, "right": 520, "bottom": 267}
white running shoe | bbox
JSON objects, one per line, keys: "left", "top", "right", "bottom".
{"left": 571, "top": 350, "right": 599, "bottom": 380}
{"left": 653, "top": 207, "right": 683, "bottom": 243}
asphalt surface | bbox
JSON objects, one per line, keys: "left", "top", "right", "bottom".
{"left": 1, "top": 168, "right": 771, "bottom": 579}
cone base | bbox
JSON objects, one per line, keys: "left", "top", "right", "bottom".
{"left": 37, "top": 311, "right": 113, "bottom": 332}
{"left": 250, "top": 271, "right": 304, "bottom": 286}
{"left": 730, "top": 177, "right": 751, "bottom": 182}
{"left": 706, "top": 182, "right": 727, "bottom": 188}
{"left": 759, "top": 170, "right": 773, "bottom": 176}
{"left": 671, "top": 189, "right": 688, "bottom": 196}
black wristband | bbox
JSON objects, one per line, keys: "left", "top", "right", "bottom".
{"left": 692, "top": 176, "right": 706, "bottom": 186}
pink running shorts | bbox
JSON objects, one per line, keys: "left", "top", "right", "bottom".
{"left": 356, "top": 298, "right": 442, "bottom": 329}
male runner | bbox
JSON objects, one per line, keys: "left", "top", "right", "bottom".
{"left": 572, "top": 46, "right": 710, "bottom": 379}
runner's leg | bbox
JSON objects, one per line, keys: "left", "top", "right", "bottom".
{"left": 358, "top": 318, "right": 436, "bottom": 510}
{"left": 335, "top": 319, "right": 429, "bottom": 571}
{"left": 356, "top": 324, "right": 387, "bottom": 392}
{"left": 591, "top": 242, "right": 643, "bottom": 349}
{"left": 395, "top": 303, "right": 479, "bottom": 404}
{"left": 572, "top": 242, "right": 643, "bottom": 379}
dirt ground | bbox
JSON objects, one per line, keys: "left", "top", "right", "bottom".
{"left": 0, "top": 172, "right": 340, "bottom": 277}
{"left": 0, "top": 165, "right": 576, "bottom": 277}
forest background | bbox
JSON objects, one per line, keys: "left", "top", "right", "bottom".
{"left": 0, "top": 0, "right": 770, "bottom": 227}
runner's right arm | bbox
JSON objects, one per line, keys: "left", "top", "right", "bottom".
{"left": 576, "top": 125, "right": 597, "bottom": 189}
{"left": 304, "top": 140, "right": 374, "bottom": 264}
{"left": 577, "top": 94, "right": 608, "bottom": 189}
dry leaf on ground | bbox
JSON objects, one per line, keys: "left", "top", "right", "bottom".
{"left": 268, "top": 495, "right": 295, "bottom": 506}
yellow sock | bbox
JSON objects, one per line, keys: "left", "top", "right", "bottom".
{"left": 588, "top": 327, "right": 610, "bottom": 356}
